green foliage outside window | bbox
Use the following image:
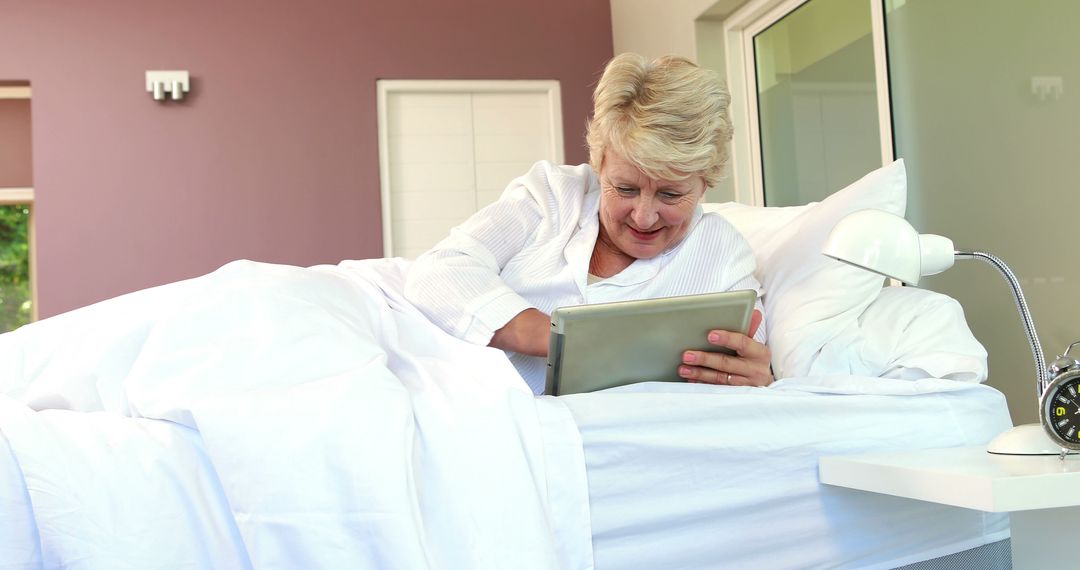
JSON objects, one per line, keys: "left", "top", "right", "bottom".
{"left": 0, "top": 204, "right": 31, "bottom": 332}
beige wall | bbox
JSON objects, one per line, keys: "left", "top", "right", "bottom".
{"left": 609, "top": 0, "right": 721, "bottom": 60}
{"left": 888, "top": 0, "right": 1080, "bottom": 425}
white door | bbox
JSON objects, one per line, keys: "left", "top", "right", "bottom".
{"left": 377, "top": 80, "right": 564, "bottom": 259}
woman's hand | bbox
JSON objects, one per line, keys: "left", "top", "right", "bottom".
{"left": 678, "top": 309, "right": 773, "bottom": 387}
{"left": 489, "top": 308, "right": 550, "bottom": 357}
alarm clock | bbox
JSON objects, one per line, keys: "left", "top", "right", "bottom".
{"left": 1039, "top": 341, "right": 1080, "bottom": 450}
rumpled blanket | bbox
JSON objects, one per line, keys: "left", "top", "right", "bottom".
{"left": 0, "top": 259, "right": 592, "bottom": 570}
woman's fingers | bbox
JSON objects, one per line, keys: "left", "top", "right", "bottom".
{"left": 681, "top": 350, "right": 752, "bottom": 378}
{"left": 678, "top": 360, "right": 770, "bottom": 386}
{"left": 678, "top": 328, "right": 773, "bottom": 386}
{"left": 706, "top": 328, "right": 770, "bottom": 362}
{"left": 747, "top": 309, "right": 763, "bottom": 339}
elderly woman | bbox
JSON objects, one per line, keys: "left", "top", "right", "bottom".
{"left": 404, "top": 53, "right": 774, "bottom": 394}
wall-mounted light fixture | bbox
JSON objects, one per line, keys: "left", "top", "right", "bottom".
{"left": 145, "top": 70, "right": 190, "bottom": 102}
{"left": 1031, "top": 76, "right": 1064, "bottom": 101}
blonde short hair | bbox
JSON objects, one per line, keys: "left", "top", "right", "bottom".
{"left": 586, "top": 53, "right": 733, "bottom": 187}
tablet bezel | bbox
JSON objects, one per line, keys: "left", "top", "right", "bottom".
{"left": 544, "top": 289, "right": 758, "bottom": 396}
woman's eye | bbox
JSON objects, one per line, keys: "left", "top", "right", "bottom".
{"left": 615, "top": 187, "right": 637, "bottom": 195}
{"left": 660, "top": 192, "right": 683, "bottom": 200}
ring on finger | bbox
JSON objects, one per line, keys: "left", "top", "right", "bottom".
{"left": 725, "top": 373, "right": 731, "bottom": 384}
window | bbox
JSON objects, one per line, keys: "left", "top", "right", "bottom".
{"left": 0, "top": 202, "right": 32, "bottom": 330}
{"left": 0, "top": 84, "right": 34, "bottom": 332}
{"left": 751, "top": 0, "right": 884, "bottom": 205}
{"left": 722, "top": 0, "right": 893, "bottom": 206}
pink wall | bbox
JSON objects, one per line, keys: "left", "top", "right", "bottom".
{"left": 0, "top": 99, "right": 32, "bottom": 188}
{"left": 0, "top": 0, "right": 613, "bottom": 318}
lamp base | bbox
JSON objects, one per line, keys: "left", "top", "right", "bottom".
{"left": 986, "top": 423, "right": 1077, "bottom": 456}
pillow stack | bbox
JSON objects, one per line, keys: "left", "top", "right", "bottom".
{"left": 704, "top": 160, "right": 907, "bottom": 379}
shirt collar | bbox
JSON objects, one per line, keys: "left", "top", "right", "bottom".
{"left": 582, "top": 203, "right": 705, "bottom": 289}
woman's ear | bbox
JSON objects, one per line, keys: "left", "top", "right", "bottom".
{"left": 693, "top": 176, "right": 709, "bottom": 200}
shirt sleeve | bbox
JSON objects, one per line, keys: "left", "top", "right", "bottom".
{"left": 403, "top": 163, "right": 554, "bottom": 345}
{"left": 721, "top": 263, "right": 768, "bottom": 345}
{"left": 710, "top": 216, "right": 769, "bottom": 345}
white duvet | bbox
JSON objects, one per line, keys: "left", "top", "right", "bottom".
{"left": 0, "top": 259, "right": 1012, "bottom": 569}
{"left": 0, "top": 260, "right": 591, "bottom": 569}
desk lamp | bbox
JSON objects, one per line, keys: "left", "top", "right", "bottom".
{"left": 821, "top": 208, "right": 1072, "bottom": 456}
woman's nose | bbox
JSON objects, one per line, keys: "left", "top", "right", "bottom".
{"left": 631, "top": 198, "right": 659, "bottom": 229}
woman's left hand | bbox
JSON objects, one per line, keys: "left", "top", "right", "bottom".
{"left": 678, "top": 309, "right": 774, "bottom": 387}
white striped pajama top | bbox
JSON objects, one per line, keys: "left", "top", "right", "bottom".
{"left": 403, "top": 161, "right": 766, "bottom": 394}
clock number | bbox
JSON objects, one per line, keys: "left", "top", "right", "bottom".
{"left": 1057, "top": 406, "right": 1067, "bottom": 417}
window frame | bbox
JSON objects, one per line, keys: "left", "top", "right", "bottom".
{"left": 0, "top": 85, "right": 36, "bottom": 324}
{"left": 721, "top": 0, "right": 894, "bottom": 206}
{"left": 0, "top": 190, "right": 36, "bottom": 325}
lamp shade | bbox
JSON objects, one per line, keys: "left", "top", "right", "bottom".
{"left": 821, "top": 209, "right": 955, "bottom": 285}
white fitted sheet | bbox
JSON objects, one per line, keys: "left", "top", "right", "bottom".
{"left": 561, "top": 377, "right": 1012, "bottom": 570}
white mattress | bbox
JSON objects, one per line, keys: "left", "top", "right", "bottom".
{"left": 561, "top": 378, "right": 1012, "bottom": 569}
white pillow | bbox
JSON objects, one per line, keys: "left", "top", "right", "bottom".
{"left": 703, "top": 159, "right": 907, "bottom": 378}
{"left": 850, "top": 286, "right": 987, "bottom": 382}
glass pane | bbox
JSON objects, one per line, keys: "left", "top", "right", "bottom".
{"left": 754, "top": 0, "right": 882, "bottom": 206}
{"left": 0, "top": 204, "right": 31, "bottom": 332}
{"left": 887, "top": 0, "right": 1080, "bottom": 425}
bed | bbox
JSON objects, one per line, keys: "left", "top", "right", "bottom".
{"left": 0, "top": 160, "right": 1014, "bottom": 569}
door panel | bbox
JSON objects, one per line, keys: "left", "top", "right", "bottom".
{"left": 378, "top": 82, "right": 563, "bottom": 259}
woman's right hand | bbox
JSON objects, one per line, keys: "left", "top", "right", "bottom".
{"left": 489, "top": 308, "right": 550, "bottom": 357}
{"left": 678, "top": 309, "right": 774, "bottom": 387}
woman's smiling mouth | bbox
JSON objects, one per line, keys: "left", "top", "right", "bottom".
{"left": 629, "top": 226, "right": 662, "bottom": 240}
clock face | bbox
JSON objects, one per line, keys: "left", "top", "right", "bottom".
{"left": 1044, "top": 373, "right": 1080, "bottom": 447}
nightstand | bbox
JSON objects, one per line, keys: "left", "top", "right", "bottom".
{"left": 820, "top": 446, "right": 1080, "bottom": 570}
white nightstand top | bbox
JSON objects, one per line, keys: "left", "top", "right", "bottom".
{"left": 820, "top": 445, "right": 1080, "bottom": 512}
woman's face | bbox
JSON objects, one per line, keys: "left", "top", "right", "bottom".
{"left": 596, "top": 150, "right": 706, "bottom": 261}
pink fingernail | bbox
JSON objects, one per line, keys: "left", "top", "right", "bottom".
{"left": 683, "top": 352, "right": 696, "bottom": 363}
{"left": 679, "top": 366, "right": 692, "bottom": 377}
{"left": 708, "top": 332, "right": 720, "bottom": 343}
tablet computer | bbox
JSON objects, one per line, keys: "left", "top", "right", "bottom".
{"left": 544, "top": 289, "right": 757, "bottom": 396}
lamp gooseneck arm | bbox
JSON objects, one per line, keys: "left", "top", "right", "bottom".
{"left": 954, "top": 250, "right": 1048, "bottom": 398}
